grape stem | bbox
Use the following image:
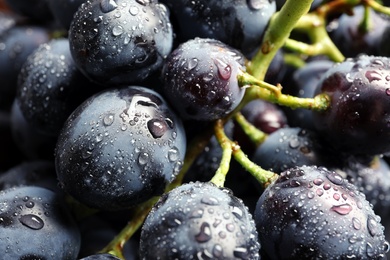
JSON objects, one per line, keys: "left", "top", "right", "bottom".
{"left": 234, "top": 112, "right": 268, "bottom": 147}
{"left": 210, "top": 120, "right": 233, "bottom": 187}
{"left": 237, "top": 71, "right": 330, "bottom": 112}
{"left": 248, "top": 0, "right": 314, "bottom": 80}
{"left": 214, "top": 119, "right": 278, "bottom": 188}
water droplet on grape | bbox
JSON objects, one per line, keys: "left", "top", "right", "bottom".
{"left": 167, "top": 147, "right": 179, "bottom": 162}
{"left": 201, "top": 196, "right": 219, "bottom": 206}
{"left": 195, "top": 222, "right": 211, "bottom": 243}
{"left": 112, "top": 25, "right": 124, "bottom": 36}
{"left": 214, "top": 58, "right": 232, "bottom": 80}
{"left": 213, "top": 244, "right": 223, "bottom": 258}
{"left": 247, "top": 0, "right": 265, "bottom": 10}
{"left": 25, "top": 201, "right": 35, "bottom": 208}
{"left": 234, "top": 247, "right": 249, "bottom": 259}
{"left": 367, "top": 215, "right": 379, "bottom": 237}
{"left": 103, "top": 113, "right": 115, "bottom": 126}
{"left": 188, "top": 58, "right": 198, "bottom": 70}
{"left": 100, "top": 0, "right": 118, "bottom": 13}
{"left": 19, "top": 214, "right": 44, "bottom": 230}
{"left": 129, "top": 5, "right": 139, "bottom": 15}
{"left": 365, "top": 70, "right": 382, "bottom": 83}
{"left": 352, "top": 217, "right": 361, "bottom": 230}
{"left": 147, "top": 118, "right": 168, "bottom": 138}
{"left": 138, "top": 152, "right": 149, "bottom": 165}
{"left": 330, "top": 203, "right": 352, "bottom": 215}
{"left": 136, "top": 0, "right": 150, "bottom": 6}
{"left": 326, "top": 171, "right": 344, "bottom": 185}
{"left": 386, "top": 88, "right": 390, "bottom": 96}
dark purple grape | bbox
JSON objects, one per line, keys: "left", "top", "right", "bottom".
{"left": 139, "top": 181, "right": 260, "bottom": 259}
{"left": 68, "top": 0, "right": 173, "bottom": 86}
{"left": 328, "top": 6, "right": 390, "bottom": 58}
{"left": 55, "top": 86, "right": 186, "bottom": 210}
{"left": 312, "top": 55, "right": 390, "bottom": 155}
{"left": 252, "top": 127, "right": 337, "bottom": 173}
{"left": 16, "top": 37, "right": 100, "bottom": 135}
{"left": 335, "top": 157, "right": 390, "bottom": 219}
{"left": 160, "top": 0, "right": 276, "bottom": 58}
{"left": 162, "top": 37, "right": 246, "bottom": 121}
{"left": 0, "top": 24, "right": 51, "bottom": 110}
{"left": 255, "top": 165, "right": 389, "bottom": 259}
{"left": 283, "top": 59, "right": 334, "bottom": 130}
{"left": 0, "top": 160, "right": 59, "bottom": 193}
{"left": 0, "top": 186, "right": 81, "bottom": 259}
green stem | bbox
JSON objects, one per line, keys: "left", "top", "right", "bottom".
{"left": 234, "top": 112, "right": 268, "bottom": 147}
{"left": 366, "top": 0, "right": 390, "bottom": 16}
{"left": 99, "top": 197, "right": 158, "bottom": 259}
{"left": 210, "top": 120, "right": 232, "bottom": 187}
{"left": 287, "top": 12, "right": 345, "bottom": 62}
{"left": 358, "top": 5, "right": 372, "bottom": 33}
{"left": 248, "top": 0, "right": 314, "bottom": 80}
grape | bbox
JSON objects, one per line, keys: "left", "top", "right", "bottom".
{"left": 16, "top": 38, "right": 100, "bottom": 136}
{"left": 160, "top": 0, "right": 276, "bottom": 58}
{"left": 55, "top": 86, "right": 186, "bottom": 210}
{"left": 0, "top": 186, "right": 81, "bottom": 259}
{"left": 328, "top": 6, "right": 390, "bottom": 58}
{"left": 0, "top": 24, "right": 51, "bottom": 110}
{"left": 312, "top": 55, "right": 390, "bottom": 156}
{"left": 139, "top": 181, "right": 260, "bottom": 259}
{"left": 162, "top": 37, "right": 246, "bottom": 121}
{"left": 252, "top": 127, "right": 338, "bottom": 173}
{"left": 255, "top": 165, "right": 389, "bottom": 259}
{"left": 68, "top": 0, "right": 173, "bottom": 86}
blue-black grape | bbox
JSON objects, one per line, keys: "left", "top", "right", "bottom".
{"left": 68, "top": 0, "right": 173, "bottom": 86}
{"left": 160, "top": 0, "right": 276, "bottom": 58}
{"left": 0, "top": 24, "right": 51, "bottom": 110}
{"left": 0, "top": 186, "right": 81, "bottom": 259}
{"left": 255, "top": 165, "right": 389, "bottom": 259}
{"left": 139, "top": 181, "right": 260, "bottom": 259}
{"left": 328, "top": 6, "right": 390, "bottom": 58}
{"left": 252, "top": 127, "right": 338, "bottom": 173}
{"left": 311, "top": 55, "right": 390, "bottom": 155}
{"left": 55, "top": 86, "right": 186, "bottom": 210}
{"left": 16, "top": 37, "right": 100, "bottom": 135}
{"left": 162, "top": 37, "right": 246, "bottom": 121}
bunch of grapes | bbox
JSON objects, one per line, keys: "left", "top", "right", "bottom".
{"left": 1, "top": 0, "right": 390, "bottom": 259}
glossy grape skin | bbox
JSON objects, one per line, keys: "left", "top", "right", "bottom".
{"left": 160, "top": 0, "right": 276, "bottom": 58}
{"left": 328, "top": 6, "right": 390, "bottom": 58}
{"left": 16, "top": 38, "right": 99, "bottom": 136}
{"left": 312, "top": 55, "right": 390, "bottom": 156}
{"left": 255, "top": 165, "right": 389, "bottom": 259}
{"left": 139, "top": 181, "right": 260, "bottom": 259}
{"left": 68, "top": 0, "right": 173, "bottom": 86}
{"left": 252, "top": 127, "right": 337, "bottom": 173}
{"left": 335, "top": 157, "right": 390, "bottom": 220}
{"left": 55, "top": 86, "right": 186, "bottom": 211}
{"left": 0, "top": 186, "right": 81, "bottom": 260}
{"left": 162, "top": 37, "right": 246, "bottom": 121}
{"left": 0, "top": 24, "right": 51, "bottom": 110}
